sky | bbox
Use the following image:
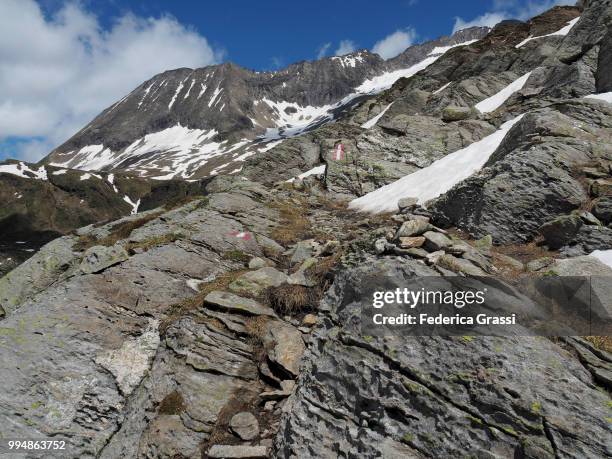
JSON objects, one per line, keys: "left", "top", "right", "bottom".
{"left": 0, "top": 0, "right": 573, "bottom": 162}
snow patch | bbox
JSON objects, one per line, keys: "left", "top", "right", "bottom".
{"left": 589, "top": 250, "right": 612, "bottom": 269}
{"left": 349, "top": 114, "right": 524, "bottom": 213}
{"left": 123, "top": 195, "right": 141, "bottom": 215}
{"left": 433, "top": 82, "right": 451, "bottom": 95}
{"left": 515, "top": 17, "right": 580, "bottom": 48}
{"left": 584, "top": 92, "right": 612, "bottom": 104}
{"left": 361, "top": 102, "right": 394, "bottom": 129}
{"left": 286, "top": 165, "right": 326, "bottom": 183}
{"left": 428, "top": 39, "right": 479, "bottom": 55}
{"left": 475, "top": 72, "right": 532, "bottom": 113}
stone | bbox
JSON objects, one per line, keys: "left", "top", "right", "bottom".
{"left": 287, "top": 258, "right": 318, "bottom": 287}
{"left": 526, "top": 257, "right": 554, "bottom": 272}
{"left": 204, "top": 291, "right": 277, "bottom": 317}
{"left": 589, "top": 179, "right": 612, "bottom": 197}
{"left": 473, "top": 234, "right": 493, "bottom": 251}
{"left": 262, "top": 321, "right": 305, "bottom": 378}
{"left": 593, "top": 196, "right": 612, "bottom": 224}
{"left": 398, "top": 236, "right": 425, "bottom": 249}
{"left": 280, "top": 380, "right": 296, "bottom": 392}
{"left": 573, "top": 210, "right": 602, "bottom": 226}
{"left": 495, "top": 253, "right": 524, "bottom": 271}
{"left": 229, "top": 267, "right": 288, "bottom": 296}
{"left": 207, "top": 445, "right": 268, "bottom": 458}
{"left": 437, "top": 254, "right": 487, "bottom": 276}
{"left": 397, "top": 197, "right": 418, "bottom": 211}
{"left": 248, "top": 257, "right": 271, "bottom": 269}
{"left": 442, "top": 105, "right": 473, "bottom": 121}
{"left": 395, "top": 219, "right": 430, "bottom": 239}
{"left": 79, "top": 244, "right": 129, "bottom": 274}
{"left": 373, "top": 238, "right": 387, "bottom": 255}
{"left": 229, "top": 412, "right": 259, "bottom": 440}
{"left": 290, "top": 240, "right": 320, "bottom": 264}
{"left": 301, "top": 314, "right": 317, "bottom": 326}
{"left": 405, "top": 247, "right": 429, "bottom": 258}
{"left": 264, "top": 401, "right": 276, "bottom": 411}
{"left": 539, "top": 215, "right": 583, "bottom": 250}
{"left": 320, "top": 240, "right": 340, "bottom": 256}
{"left": 422, "top": 231, "right": 452, "bottom": 251}
{"left": 292, "top": 178, "right": 305, "bottom": 191}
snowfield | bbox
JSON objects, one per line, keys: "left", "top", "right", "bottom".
{"left": 349, "top": 114, "right": 525, "bottom": 213}
{"left": 475, "top": 72, "right": 532, "bottom": 113}
{"left": 0, "top": 162, "right": 48, "bottom": 181}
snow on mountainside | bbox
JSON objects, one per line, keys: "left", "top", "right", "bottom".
{"left": 43, "top": 28, "right": 489, "bottom": 180}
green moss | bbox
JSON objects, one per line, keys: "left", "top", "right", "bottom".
{"left": 466, "top": 415, "right": 483, "bottom": 426}
{"left": 531, "top": 401, "right": 541, "bottom": 414}
{"left": 401, "top": 433, "right": 414, "bottom": 444}
{"left": 30, "top": 401, "right": 43, "bottom": 410}
{"left": 362, "top": 335, "right": 374, "bottom": 343}
{"left": 501, "top": 425, "right": 518, "bottom": 437}
{"left": 461, "top": 335, "right": 474, "bottom": 342}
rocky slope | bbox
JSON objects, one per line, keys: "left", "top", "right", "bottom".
{"left": 1, "top": 1, "right": 612, "bottom": 458}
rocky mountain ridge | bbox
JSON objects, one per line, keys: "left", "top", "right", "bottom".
{"left": 42, "top": 27, "right": 488, "bottom": 179}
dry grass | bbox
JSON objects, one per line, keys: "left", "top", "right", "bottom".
{"left": 158, "top": 390, "right": 186, "bottom": 415}
{"left": 493, "top": 239, "right": 558, "bottom": 265}
{"left": 584, "top": 336, "right": 612, "bottom": 353}
{"left": 159, "top": 269, "right": 249, "bottom": 335}
{"left": 270, "top": 199, "right": 312, "bottom": 245}
{"left": 124, "top": 232, "right": 183, "bottom": 254}
{"left": 75, "top": 210, "right": 164, "bottom": 251}
{"left": 222, "top": 249, "right": 251, "bottom": 264}
{"left": 245, "top": 315, "right": 270, "bottom": 341}
{"left": 264, "top": 284, "right": 311, "bottom": 315}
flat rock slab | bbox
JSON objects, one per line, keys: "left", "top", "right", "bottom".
{"left": 229, "top": 412, "right": 259, "bottom": 440}
{"left": 423, "top": 231, "right": 452, "bottom": 251}
{"left": 208, "top": 444, "right": 268, "bottom": 458}
{"left": 263, "top": 320, "right": 305, "bottom": 378}
{"left": 80, "top": 244, "right": 129, "bottom": 274}
{"left": 229, "top": 267, "right": 288, "bottom": 296}
{"left": 205, "top": 291, "right": 277, "bottom": 317}
{"left": 398, "top": 236, "right": 425, "bottom": 249}
{"left": 395, "top": 219, "right": 430, "bottom": 238}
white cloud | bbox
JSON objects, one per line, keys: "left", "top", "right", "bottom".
{"left": 372, "top": 28, "right": 417, "bottom": 59}
{"left": 453, "top": 0, "right": 574, "bottom": 33}
{"left": 452, "top": 12, "right": 508, "bottom": 33}
{"left": 0, "top": 0, "right": 222, "bottom": 161}
{"left": 317, "top": 42, "right": 332, "bottom": 59}
{"left": 335, "top": 40, "right": 357, "bottom": 56}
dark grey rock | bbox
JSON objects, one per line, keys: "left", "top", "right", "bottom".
{"left": 539, "top": 214, "right": 583, "bottom": 249}
{"left": 593, "top": 196, "right": 612, "bottom": 224}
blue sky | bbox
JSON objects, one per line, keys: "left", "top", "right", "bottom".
{"left": 1, "top": 0, "right": 572, "bottom": 162}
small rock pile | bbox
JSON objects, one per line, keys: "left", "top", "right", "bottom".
{"left": 372, "top": 197, "right": 493, "bottom": 276}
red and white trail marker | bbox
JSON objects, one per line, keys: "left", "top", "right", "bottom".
{"left": 229, "top": 230, "right": 252, "bottom": 241}
{"left": 332, "top": 143, "right": 345, "bottom": 161}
